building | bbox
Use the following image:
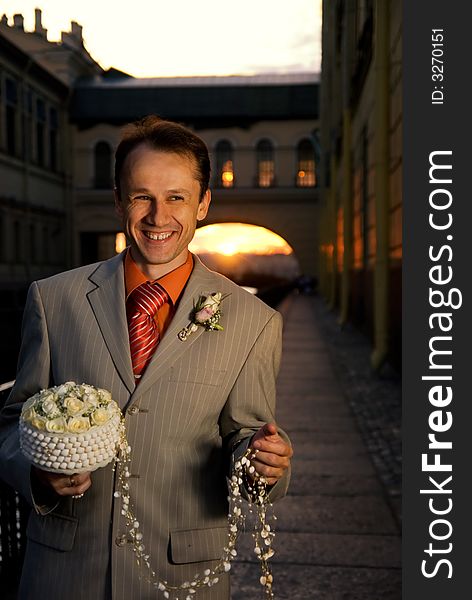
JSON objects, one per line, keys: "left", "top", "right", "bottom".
{"left": 0, "top": 9, "right": 319, "bottom": 381}
{"left": 0, "top": 10, "right": 104, "bottom": 380}
{"left": 319, "top": 0, "right": 402, "bottom": 369}
{"left": 70, "top": 73, "right": 319, "bottom": 274}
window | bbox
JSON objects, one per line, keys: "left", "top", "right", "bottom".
{"left": 296, "top": 139, "right": 316, "bottom": 187}
{"left": 22, "top": 87, "right": 33, "bottom": 160}
{"left": 215, "top": 140, "right": 234, "bottom": 188}
{"left": 94, "top": 141, "right": 112, "bottom": 189}
{"left": 6, "top": 78, "right": 18, "bottom": 155}
{"left": 36, "top": 98, "right": 46, "bottom": 166}
{"left": 256, "top": 139, "right": 275, "bottom": 187}
{"left": 49, "top": 107, "right": 58, "bottom": 171}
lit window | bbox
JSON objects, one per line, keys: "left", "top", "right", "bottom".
{"left": 215, "top": 140, "right": 234, "bottom": 188}
{"left": 115, "top": 232, "right": 127, "bottom": 253}
{"left": 296, "top": 139, "right": 316, "bottom": 187}
{"left": 221, "top": 160, "right": 234, "bottom": 187}
{"left": 256, "top": 139, "right": 275, "bottom": 187}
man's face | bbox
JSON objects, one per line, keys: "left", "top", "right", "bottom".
{"left": 115, "top": 144, "right": 211, "bottom": 279}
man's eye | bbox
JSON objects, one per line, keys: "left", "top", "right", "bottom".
{"left": 169, "top": 195, "right": 184, "bottom": 201}
{"left": 133, "top": 195, "right": 151, "bottom": 201}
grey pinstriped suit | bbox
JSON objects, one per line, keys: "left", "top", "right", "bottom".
{"left": 0, "top": 252, "right": 289, "bottom": 599}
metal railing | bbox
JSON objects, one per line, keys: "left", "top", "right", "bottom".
{"left": 0, "top": 379, "right": 29, "bottom": 594}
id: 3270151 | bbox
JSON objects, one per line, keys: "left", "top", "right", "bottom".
{"left": 431, "top": 29, "right": 444, "bottom": 105}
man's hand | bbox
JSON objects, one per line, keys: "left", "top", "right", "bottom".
{"left": 33, "top": 467, "right": 92, "bottom": 497}
{"left": 250, "top": 423, "right": 293, "bottom": 486}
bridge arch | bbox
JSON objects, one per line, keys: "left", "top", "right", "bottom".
{"left": 190, "top": 222, "right": 300, "bottom": 288}
{"left": 199, "top": 192, "right": 319, "bottom": 278}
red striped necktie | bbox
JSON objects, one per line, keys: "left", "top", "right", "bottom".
{"left": 128, "top": 282, "right": 168, "bottom": 380}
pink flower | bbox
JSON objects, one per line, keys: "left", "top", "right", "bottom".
{"left": 195, "top": 305, "right": 216, "bottom": 323}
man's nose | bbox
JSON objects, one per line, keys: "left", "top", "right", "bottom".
{"left": 146, "top": 198, "right": 170, "bottom": 225}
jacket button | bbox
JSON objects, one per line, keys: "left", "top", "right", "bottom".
{"left": 115, "top": 534, "right": 127, "bottom": 547}
{"left": 128, "top": 406, "right": 139, "bottom": 415}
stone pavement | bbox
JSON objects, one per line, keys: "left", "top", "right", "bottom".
{"left": 231, "top": 293, "right": 401, "bottom": 599}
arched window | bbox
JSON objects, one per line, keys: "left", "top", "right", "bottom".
{"left": 215, "top": 140, "right": 234, "bottom": 188}
{"left": 296, "top": 138, "right": 316, "bottom": 187}
{"left": 256, "top": 139, "right": 275, "bottom": 187}
{"left": 94, "top": 141, "right": 112, "bottom": 189}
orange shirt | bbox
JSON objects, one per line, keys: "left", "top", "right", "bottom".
{"left": 124, "top": 250, "right": 194, "bottom": 337}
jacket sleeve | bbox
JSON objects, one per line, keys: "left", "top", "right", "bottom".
{"left": 219, "top": 310, "right": 291, "bottom": 502}
{"left": 0, "top": 281, "right": 52, "bottom": 505}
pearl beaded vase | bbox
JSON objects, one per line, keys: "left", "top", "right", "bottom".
{"left": 19, "top": 382, "right": 123, "bottom": 474}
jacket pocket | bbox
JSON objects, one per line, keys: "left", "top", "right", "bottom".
{"left": 168, "top": 367, "right": 226, "bottom": 387}
{"left": 170, "top": 526, "right": 228, "bottom": 564}
{"left": 26, "top": 511, "right": 78, "bottom": 552}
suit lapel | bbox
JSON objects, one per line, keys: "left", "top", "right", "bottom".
{"left": 87, "top": 252, "right": 136, "bottom": 395}
{"left": 131, "top": 256, "right": 220, "bottom": 402}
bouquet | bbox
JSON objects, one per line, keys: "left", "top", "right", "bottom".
{"left": 19, "top": 381, "right": 123, "bottom": 474}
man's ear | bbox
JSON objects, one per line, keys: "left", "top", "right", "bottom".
{"left": 197, "top": 189, "right": 211, "bottom": 222}
{"left": 114, "top": 188, "right": 124, "bottom": 218}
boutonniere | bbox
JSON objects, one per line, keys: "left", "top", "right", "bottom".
{"left": 178, "top": 292, "right": 229, "bottom": 341}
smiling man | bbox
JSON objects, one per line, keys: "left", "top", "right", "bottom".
{"left": 0, "top": 116, "right": 292, "bottom": 600}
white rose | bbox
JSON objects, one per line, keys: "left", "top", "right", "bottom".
{"left": 31, "top": 415, "right": 47, "bottom": 430}
{"left": 67, "top": 416, "right": 91, "bottom": 433}
{"left": 85, "top": 392, "right": 99, "bottom": 408}
{"left": 91, "top": 408, "right": 110, "bottom": 426}
{"left": 22, "top": 406, "right": 37, "bottom": 422}
{"left": 64, "top": 397, "right": 86, "bottom": 416}
{"left": 56, "top": 384, "right": 70, "bottom": 396}
{"left": 45, "top": 417, "right": 67, "bottom": 433}
{"left": 23, "top": 395, "right": 37, "bottom": 412}
{"left": 42, "top": 397, "right": 61, "bottom": 418}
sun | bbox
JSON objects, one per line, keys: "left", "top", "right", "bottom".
{"left": 218, "top": 242, "right": 239, "bottom": 256}
{"left": 189, "top": 223, "right": 293, "bottom": 256}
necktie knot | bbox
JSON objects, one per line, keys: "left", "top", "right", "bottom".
{"left": 128, "top": 282, "right": 168, "bottom": 381}
{"left": 131, "top": 282, "right": 168, "bottom": 318}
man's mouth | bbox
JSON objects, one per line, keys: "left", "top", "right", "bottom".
{"left": 143, "top": 231, "right": 173, "bottom": 241}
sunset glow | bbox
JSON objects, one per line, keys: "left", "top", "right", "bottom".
{"left": 189, "top": 223, "right": 293, "bottom": 256}
{"left": 1, "top": 1, "right": 322, "bottom": 78}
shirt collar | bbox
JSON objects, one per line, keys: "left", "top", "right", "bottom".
{"left": 124, "top": 249, "right": 194, "bottom": 305}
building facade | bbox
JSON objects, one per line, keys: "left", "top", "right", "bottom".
{"left": 70, "top": 74, "right": 319, "bottom": 275}
{"left": 319, "top": 0, "right": 402, "bottom": 369}
{"left": 0, "top": 9, "right": 319, "bottom": 380}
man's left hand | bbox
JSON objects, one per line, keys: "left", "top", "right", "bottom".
{"left": 250, "top": 423, "right": 293, "bottom": 486}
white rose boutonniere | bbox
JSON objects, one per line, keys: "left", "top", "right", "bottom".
{"left": 178, "top": 292, "right": 228, "bottom": 341}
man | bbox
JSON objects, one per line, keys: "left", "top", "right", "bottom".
{"left": 0, "top": 116, "right": 292, "bottom": 599}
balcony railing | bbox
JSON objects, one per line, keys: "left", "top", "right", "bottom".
{"left": 0, "top": 379, "right": 28, "bottom": 595}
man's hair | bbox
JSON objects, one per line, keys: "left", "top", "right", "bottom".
{"left": 114, "top": 115, "right": 211, "bottom": 200}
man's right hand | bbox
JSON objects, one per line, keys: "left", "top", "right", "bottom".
{"left": 32, "top": 467, "right": 92, "bottom": 497}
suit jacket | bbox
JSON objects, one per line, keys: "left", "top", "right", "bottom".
{"left": 0, "top": 252, "right": 289, "bottom": 600}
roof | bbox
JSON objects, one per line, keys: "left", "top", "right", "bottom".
{"left": 71, "top": 73, "right": 319, "bottom": 128}
{"left": 78, "top": 72, "right": 319, "bottom": 88}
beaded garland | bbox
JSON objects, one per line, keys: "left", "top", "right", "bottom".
{"left": 114, "top": 427, "right": 276, "bottom": 599}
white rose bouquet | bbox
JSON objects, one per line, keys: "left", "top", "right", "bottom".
{"left": 19, "top": 381, "right": 123, "bottom": 474}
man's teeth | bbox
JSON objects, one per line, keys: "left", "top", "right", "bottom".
{"left": 145, "top": 232, "right": 172, "bottom": 241}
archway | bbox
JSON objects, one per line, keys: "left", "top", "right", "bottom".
{"left": 189, "top": 222, "right": 300, "bottom": 294}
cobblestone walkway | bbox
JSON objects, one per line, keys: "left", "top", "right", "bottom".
{"left": 231, "top": 293, "right": 401, "bottom": 599}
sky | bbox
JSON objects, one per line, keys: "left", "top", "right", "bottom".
{"left": 1, "top": 0, "right": 322, "bottom": 77}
